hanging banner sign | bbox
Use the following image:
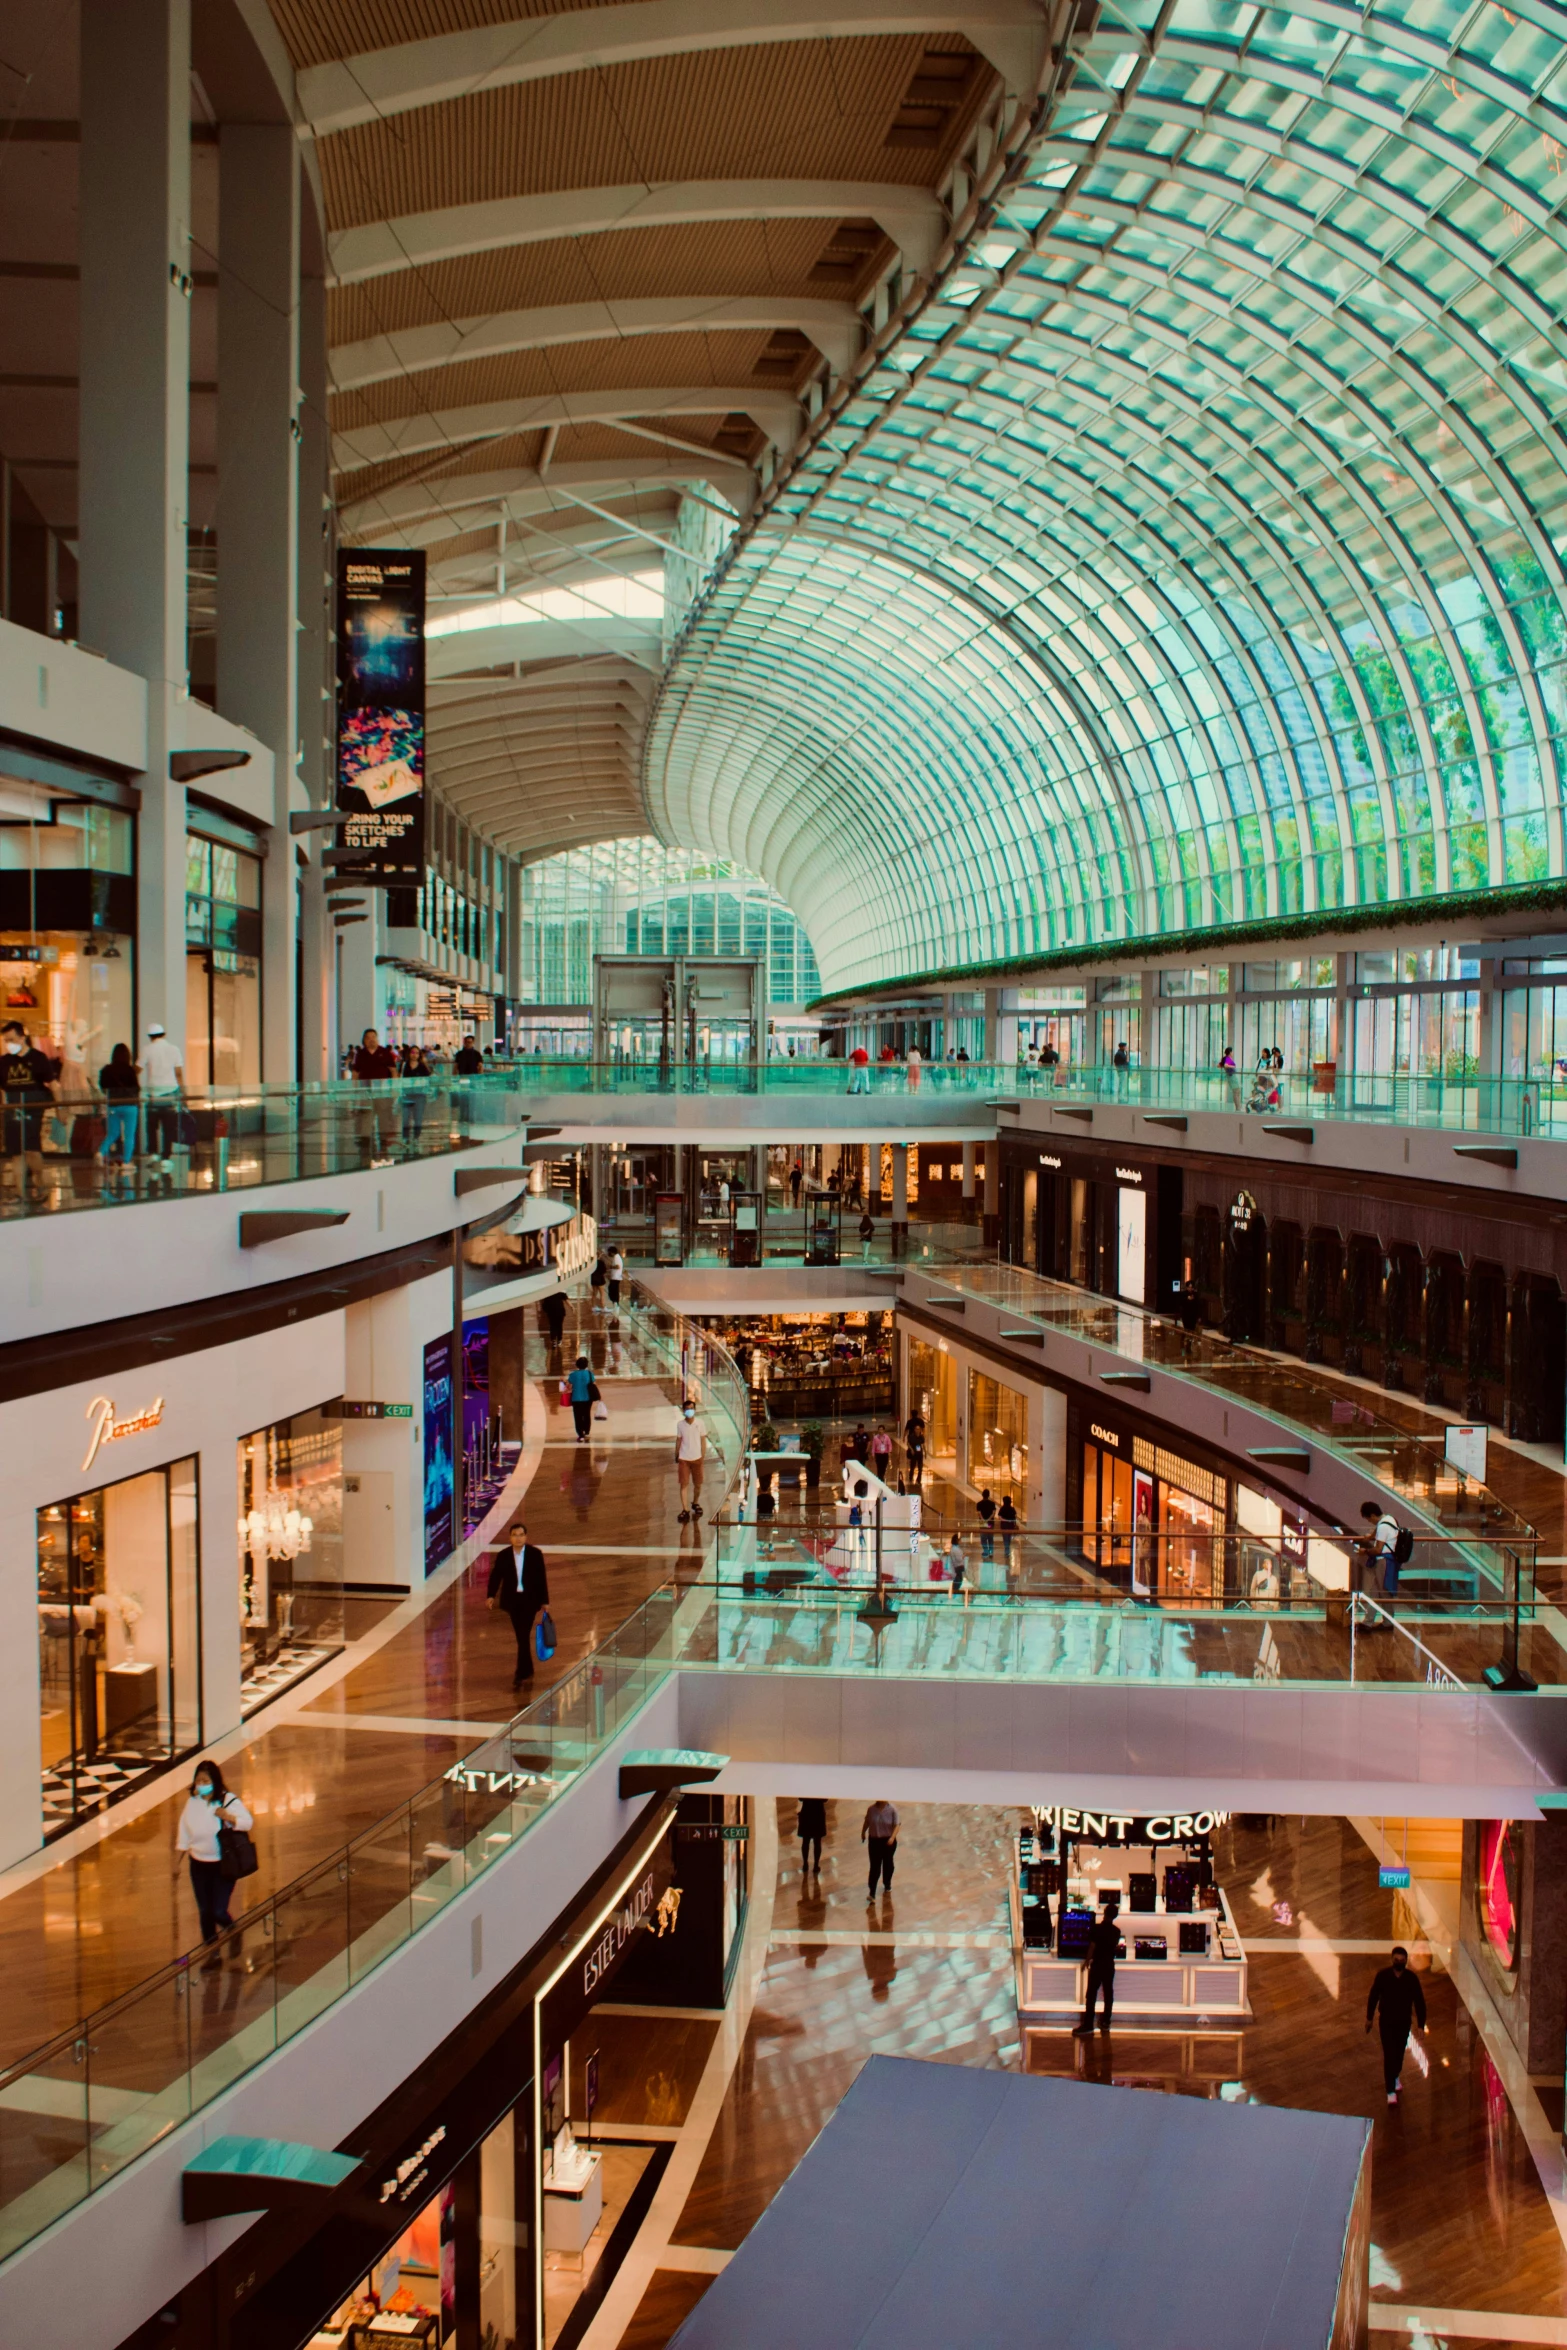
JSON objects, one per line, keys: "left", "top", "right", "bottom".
{"left": 335, "top": 549, "right": 426, "bottom": 885}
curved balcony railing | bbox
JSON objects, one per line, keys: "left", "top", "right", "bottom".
{"left": 0, "top": 1078, "right": 527, "bottom": 1220}
{"left": 1, "top": 1546, "right": 1555, "bottom": 2262}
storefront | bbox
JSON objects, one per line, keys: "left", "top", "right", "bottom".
{"left": 190, "top": 1794, "right": 748, "bottom": 2350}
{"left": 1012, "top": 1803, "right": 1249, "bottom": 2031}
{"left": 37, "top": 1447, "right": 201, "bottom": 1838}
{"left": 0, "top": 742, "right": 137, "bottom": 1124}
{"left": 238, "top": 1405, "right": 346, "bottom": 1713}
{"left": 184, "top": 805, "right": 264, "bottom": 1089}
{"left": 1000, "top": 1140, "right": 1182, "bottom": 1311}
{"left": 1070, "top": 1397, "right": 1336, "bottom": 1604}
{"left": 700, "top": 1310, "right": 892, "bottom": 1425}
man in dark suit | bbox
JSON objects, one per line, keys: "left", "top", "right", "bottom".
{"left": 487, "top": 1519, "right": 550, "bottom": 1689}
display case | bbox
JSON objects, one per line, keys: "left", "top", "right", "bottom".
{"left": 1010, "top": 1844, "right": 1249, "bottom": 2024}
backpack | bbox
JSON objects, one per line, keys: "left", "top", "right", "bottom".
{"left": 1392, "top": 1525, "right": 1414, "bottom": 1566}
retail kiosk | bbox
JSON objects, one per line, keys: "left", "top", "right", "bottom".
{"left": 1012, "top": 1803, "right": 1249, "bottom": 2024}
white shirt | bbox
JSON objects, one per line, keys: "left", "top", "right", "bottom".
{"left": 676, "top": 1415, "right": 705, "bottom": 1461}
{"left": 143, "top": 1037, "right": 183, "bottom": 1091}
{"left": 608, "top": 1252, "right": 624, "bottom": 1277}
{"left": 176, "top": 1789, "right": 253, "bottom": 1861}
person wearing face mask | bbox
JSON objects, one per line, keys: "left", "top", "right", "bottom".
{"left": 1, "top": 1020, "right": 61, "bottom": 1202}
{"left": 1365, "top": 1943, "right": 1428, "bottom": 2105}
{"left": 174, "top": 1760, "right": 254, "bottom": 1960}
{"left": 675, "top": 1397, "right": 707, "bottom": 1523}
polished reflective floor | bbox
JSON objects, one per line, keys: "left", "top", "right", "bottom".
{"left": 609, "top": 1807, "right": 1567, "bottom": 2350}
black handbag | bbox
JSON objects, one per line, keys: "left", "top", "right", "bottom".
{"left": 217, "top": 1822, "right": 259, "bottom": 1881}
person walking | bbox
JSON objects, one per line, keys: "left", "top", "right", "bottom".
{"left": 976, "top": 1488, "right": 996, "bottom": 1564}
{"left": 903, "top": 1407, "right": 926, "bottom": 1486}
{"left": 846, "top": 1041, "right": 870, "bottom": 1094}
{"left": 400, "top": 1042, "right": 433, "bottom": 1147}
{"left": 947, "top": 1530, "right": 968, "bottom": 1601}
{"left": 96, "top": 1042, "right": 140, "bottom": 1183}
{"left": 797, "top": 1796, "right": 827, "bottom": 1878}
{"left": 487, "top": 1518, "right": 551, "bottom": 1689}
{"left": 905, "top": 1044, "right": 922, "bottom": 1092}
{"left": 1366, "top": 1945, "right": 1427, "bottom": 2104}
{"left": 861, "top": 1798, "right": 899, "bottom": 1898}
{"left": 858, "top": 1209, "right": 877, "bottom": 1263}
{"left": 998, "top": 1493, "right": 1020, "bottom": 1576}
{"left": 1112, "top": 1040, "right": 1129, "bottom": 1091}
{"left": 676, "top": 1396, "right": 707, "bottom": 1523}
{"left": 789, "top": 1160, "right": 803, "bottom": 1206}
{"left": 589, "top": 1253, "right": 608, "bottom": 1313}
{"left": 350, "top": 1027, "right": 399, "bottom": 1158}
{"left": 139, "top": 1020, "right": 184, "bottom": 1179}
{"left": 1219, "top": 1044, "right": 1241, "bottom": 1110}
{"left": 174, "top": 1760, "right": 254, "bottom": 1962}
{"left": 564, "top": 1354, "right": 596, "bottom": 1441}
{"left": 870, "top": 1424, "right": 893, "bottom": 1481}
{"left": 1074, "top": 1895, "right": 1123, "bottom": 2035}
{"left": 607, "top": 1246, "right": 625, "bottom": 1309}
{"left": 540, "top": 1287, "right": 568, "bottom": 1361}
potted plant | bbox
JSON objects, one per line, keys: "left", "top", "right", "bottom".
{"left": 801, "top": 1421, "right": 825, "bottom": 1491}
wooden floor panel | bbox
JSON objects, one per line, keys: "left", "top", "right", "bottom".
{"left": 615, "top": 2270, "right": 715, "bottom": 2348}
{"left": 570, "top": 2013, "right": 718, "bottom": 2131}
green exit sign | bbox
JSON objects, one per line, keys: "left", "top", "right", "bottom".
{"left": 325, "top": 1400, "right": 414, "bottom": 1420}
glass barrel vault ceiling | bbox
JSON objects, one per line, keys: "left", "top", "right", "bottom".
{"left": 644, "top": 0, "right": 1567, "bottom": 998}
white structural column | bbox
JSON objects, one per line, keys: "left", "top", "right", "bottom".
{"left": 78, "top": 0, "right": 191, "bottom": 1049}
{"left": 217, "top": 125, "right": 302, "bottom": 1084}
{"left": 983, "top": 1141, "right": 998, "bottom": 1243}
{"left": 297, "top": 267, "right": 334, "bottom": 1083}
{"left": 961, "top": 1140, "right": 976, "bottom": 1202}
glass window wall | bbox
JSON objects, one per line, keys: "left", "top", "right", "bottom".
{"left": 185, "top": 828, "right": 262, "bottom": 1088}
{"left": 906, "top": 1338, "right": 957, "bottom": 1485}
{"left": 966, "top": 1369, "right": 1027, "bottom": 1509}
{"left": 37, "top": 1455, "right": 200, "bottom": 1838}
{"left": 237, "top": 1406, "right": 344, "bottom": 1713}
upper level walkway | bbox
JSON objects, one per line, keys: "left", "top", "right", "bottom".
{"left": 3, "top": 1265, "right": 1567, "bottom": 2302}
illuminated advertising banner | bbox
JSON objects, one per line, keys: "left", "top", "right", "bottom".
{"left": 335, "top": 549, "right": 426, "bottom": 885}
{"left": 422, "top": 1334, "right": 453, "bottom": 1574}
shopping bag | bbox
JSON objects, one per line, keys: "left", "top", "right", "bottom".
{"left": 592, "top": 1399, "right": 609, "bottom": 1422}
{"left": 558, "top": 1380, "right": 570, "bottom": 1406}
{"left": 534, "top": 1609, "right": 557, "bottom": 1662}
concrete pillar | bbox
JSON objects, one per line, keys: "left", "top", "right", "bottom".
{"left": 890, "top": 1141, "right": 908, "bottom": 1257}
{"left": 217, "top": 123, "right": 301, "bottom": 1084}
{"left": 983, "top": 1139, "right": 999, "bottom": 1246}
{"left": 961, "top": 1140, "right": 976, "bottom": 1202}
{"left": 78, "top": 0, "right": 191, "bottom": 1049}
{"left": 296, "top": 266, "right": 333, "bottom": 1083}
{"left": 1333, "top": 950, "right": 1353, "bottom": 1079}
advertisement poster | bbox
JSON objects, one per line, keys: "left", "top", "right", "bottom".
{"left": 422, "top": 1334, "right": 453, "bottom": 1574}
{"left": 335, "top": 548, "right": 426, "bottom": 885}
{"left": 463, "top": 1315, "right": 490, "bottom": 1460}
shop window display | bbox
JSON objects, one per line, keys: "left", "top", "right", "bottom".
{"left": 906, "top": 1338, "right": 957, "bottom": 1482}
{"left": 36, "top": 1457, "right": 200, "bottom": 1838}
{"left": 1475, "top": 1819, "right": 1520, "bottom": 1975}
{"left": 185, "top": 827, "right": 262, "bottom": 1088}
{"left": 1, "top": 777, "right": 136, "bottom": 1166}
{"left": 237, "top": 1408, "right": 344, "bottom": 1712}
{"left": 966, "top": 1369, "right": 1027, "bottom": 1508}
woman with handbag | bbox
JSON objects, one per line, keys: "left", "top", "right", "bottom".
{"left": 174, "top": 1760, "right": 255, "bottom": 1961}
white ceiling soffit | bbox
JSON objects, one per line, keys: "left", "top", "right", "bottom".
{"left": 334, "top": 385, "right": 799, "bottom": 471}
{"left": 340, "top": 456, "right": 751, "bottom": 534}
{"left": 326, "top": 179, "right": 946, "bottom": 285}
{"left": 298, "top": 0, "right": 1048, "bottom": 138}
{"left": 331, "top": 295, "right": 861, "bottom": 391}
{"left": 426, "top": 615, "right": 664, "bottom": 678}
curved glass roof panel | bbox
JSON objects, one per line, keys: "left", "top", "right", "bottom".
{"left": 646, "top": 0, "right": 1567, "bottom": 995}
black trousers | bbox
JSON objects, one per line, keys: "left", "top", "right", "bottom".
{"left": 1380, "top": 2026, "right": 1409, "bottom": 2092}
{"left": 504, "top": 1599, "right": 540, "bottom": 1682}
{"left": 867, "top": 1835, "right": 896, "bottom": 1893}
{"left": 801, "top": 1835, "right": 822, "bottom": 1871}
{"left": 189, "top": 1857, "right": 233, "bottom": 1942}
{"left": 1083, "top": 1964, "right": 1115, "bottom": 2028}
{"left": 572, "top": 1399, "right": 592, "bottom": 1438}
